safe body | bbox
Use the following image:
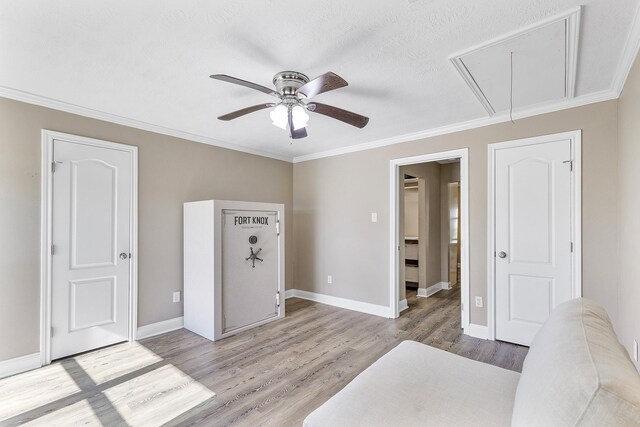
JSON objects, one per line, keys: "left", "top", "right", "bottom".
{"left": 183, "top": 200, "right": 285, "bottom": 341}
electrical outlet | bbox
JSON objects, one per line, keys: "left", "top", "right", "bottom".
{"left": 172, "top": 291, "right": 181, "bottom": 303}
{"left": 475, "top": 296, "right": 483, "bottom": 308}
{"left": 634, "top": 339, "right": 638, "bottom": 362}
{"left": 371, "top": 212, "right": 378, "bottom": 223}
{"left": 327, "top": 275, "right": 333, "bottom": 284}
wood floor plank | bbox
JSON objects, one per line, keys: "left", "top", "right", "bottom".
{"left": 1, "top": 285, "right": 527, "bottom": 426}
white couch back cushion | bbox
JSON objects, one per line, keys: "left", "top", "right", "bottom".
{"left": 511, "top": 298, "right": 640, "bottom": 426}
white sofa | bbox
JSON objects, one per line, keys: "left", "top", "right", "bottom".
{"left": 303, "top": 298, "right": 640, "bottom": 426}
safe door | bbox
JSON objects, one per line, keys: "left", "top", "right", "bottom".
{"left": 221, "top": 209, "right": 280, "bottom": 334}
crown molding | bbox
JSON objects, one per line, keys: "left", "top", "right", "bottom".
{"left": 0, "top": 86, "right": 293, "bottom": 163}
{"left": 293, "top": 89, "right": 617, "bottom": 163}
{"left": 612, "top": 0, "right": 640, "bottom": 96}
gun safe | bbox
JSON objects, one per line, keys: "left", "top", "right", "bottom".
{"left": 183, "top": 200, "right": 285, "bottom": 341}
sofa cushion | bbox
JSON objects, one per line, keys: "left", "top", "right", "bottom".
{"left": 511, "top": 298, "right": 640, "bottom": 426}
{"left": 304, "top": 340, "right": 520, "bottom": 427}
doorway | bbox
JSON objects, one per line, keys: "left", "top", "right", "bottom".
{"left": 400, "top": 161, "right": 460, "bottom": 303}
{"left": 41, "top": 130, "right": 138, "bottom": 365}
{"left": 389, "top": 149, "right": 469, "bottom": 333}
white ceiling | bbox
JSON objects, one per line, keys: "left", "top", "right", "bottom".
{"left": 1, "top": 1, "right": 638, "bottom": 161}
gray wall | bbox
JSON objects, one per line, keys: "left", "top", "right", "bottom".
{"left": 440, "top": 162, "right": 460, "bottom": 283}
{"left": 0, "top": 97, "right": 293, "bottom": 361}
{"left": 400, "top": 163, "right": 442, "bottom": 291}
{"left": 617, "top": 55, "right": 640, "bottom": 371}
{"left": 293, "top": 100, "right": 619, "bottom": 325}
{"left": 403, "top": 187, "right": 419, "bottom": 238}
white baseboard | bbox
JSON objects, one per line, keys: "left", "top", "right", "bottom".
{"left": 285, "top": 289, "right": 391, "bottom": 318}
{"left": 399, "top": 299, "right": 408, "bottom": 312}
{"left": 137, "top": 316, "right": 184, "bottom": 340}
{"left": 466, "top": 323, "right": 490, "bottom": 340}
{"left": 0, "top": 352, "right": 41, "bottom": 379}
{"left": 417, "top": 282, "right": 450, "bottom": 298}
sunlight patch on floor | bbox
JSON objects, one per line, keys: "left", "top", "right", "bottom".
{"left": 103, "top": 363, "right": 215, "bottom": 426}
{"left": 74, "top": 341, "right": 162, "bottom": 385}
{"left": 15, "top": 364, "right": 215, "bottom": 426}
{"left": 0, "top": 363, "right": 81, "bottom": 421}
{"left": 21, "top": 399, "right": 101, "bottom": 426}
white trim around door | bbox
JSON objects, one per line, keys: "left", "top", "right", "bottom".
{"left": 389, "top": 149, "right": 470, "bottom": 333}
{"left": 487, "top": 130, "right": 582, "bottom": 341}
{"left": 40, "top": 130, "right": 138, "bottom": 366}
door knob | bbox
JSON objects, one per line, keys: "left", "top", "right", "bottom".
{"left": 498, "top": 251, "right": 507, "bottom": 258}
{"left": 119, "top": 252, "right": 129, "bottom": 260}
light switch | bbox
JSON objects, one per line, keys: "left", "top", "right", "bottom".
{"left": 173, "top": 291, "right": 181, "bottom": 303}
{"left": 475, "top": 296, "right": 483, "bottom": 308}
{"left": 371, "top": 213, "right": 378, "bottom": 223}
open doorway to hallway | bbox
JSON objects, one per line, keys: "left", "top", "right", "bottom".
{"left": 399, "top": 158, "right": 461, "bottom": 311}
{"left": 390, "top": 149, "right": 469, "bottom": 330}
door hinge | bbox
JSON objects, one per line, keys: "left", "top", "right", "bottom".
{"left": 276, "top": 220, "right": 280, "bottom": 236}
{"left": 571, "top": 242, "right": 574, "bottom": 252}
{"left": 50, "top": 326, "right": 54, "bottom": 337}
{"left": 276, "top": 291, "right": 281, "bottom": 307}
{"left": 563, "top": 160, "right": 573, "bottom": 171}
{"left": 51, "top": 244, "right": 55, "bottom": 255}
{"left": 51, "top": 160, "right": 62, "bottom": 173}
{"left": 461, "top": 303, "right": 464, "bottom": 311}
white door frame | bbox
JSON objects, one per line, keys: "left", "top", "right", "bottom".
{"left": 389, "top": 148, "right": 470, "bottom": 333}
{"left": 40, "top": 130, "right": 138, "bottom": 365}
{"left": 487, "top": 130, "right": 582, "bottom": 341}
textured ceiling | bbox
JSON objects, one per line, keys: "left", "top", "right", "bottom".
{"left": 0, "top": 0, "right": 638, "bottom": 161}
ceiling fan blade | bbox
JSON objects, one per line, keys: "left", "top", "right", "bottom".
{"left": 210, "top": 74, "right": 278, "bottom": 97}
{"left": 286, "top": 106, "right": 308, "bottom": 139}
{"left": 292, "top": 127, "right": 308, "bottom": 139}
{"left": 217, "top": 103, "right": 275, "bottom": 121}
{"left": 297, "top": 72, "right": 348, "bottom": 98}
{"left": 307, "top": 102, "right": 369, "bottom": 128}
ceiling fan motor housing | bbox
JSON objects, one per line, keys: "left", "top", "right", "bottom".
{"left": 273, "top": 71, "right": 309, "bottom": 98}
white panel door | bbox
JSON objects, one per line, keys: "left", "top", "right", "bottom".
{"left": 495, "top": 139, "right": 573, "bottom": 346}
{"left": 51, "top": 140, "right": 132, "bottom": 360}
{"left": 221, "top": 209, "right": 279, "bottom": 334}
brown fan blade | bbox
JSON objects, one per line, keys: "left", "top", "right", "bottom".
{"left": 210, "top": 74, "right": 278, "bottom": 97}
{"left": 218, "top": 103, "right": 275, "bottom": 121}
{"left": 297, "top": 72, "right": 348, "bottom": 99}
{"left": 307, "top": 102, "right": 369, "bottom": 128}
{"left": 286, "top": 106, "right": 308, "bottom": 139}
{"left": 292, "top": 127, "right": 308, "bottom": 139}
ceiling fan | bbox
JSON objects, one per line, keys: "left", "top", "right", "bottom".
{"left": 210, "top": 71, "right": 369, "bottom": 139}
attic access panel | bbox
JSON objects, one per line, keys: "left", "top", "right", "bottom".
{"left": 450, "top": 8, "right": 581, "bottom": 116}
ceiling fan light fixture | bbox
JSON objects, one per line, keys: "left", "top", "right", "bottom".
{"left": 270, "top": 103, "right": 310, "bottom": 131}
{"left": 270, "top": 104, "right": 288, "bottom": 130}
{"left": 291, "top": 104, "right": 309, "bottom": 130}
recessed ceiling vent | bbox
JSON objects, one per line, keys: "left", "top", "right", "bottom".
{"left": 450, "top": 7, "right": 581, "bottom": 116}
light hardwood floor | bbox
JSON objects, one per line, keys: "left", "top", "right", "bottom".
{"left": 0, "top": 286, "right": 527, "bottom": 427}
